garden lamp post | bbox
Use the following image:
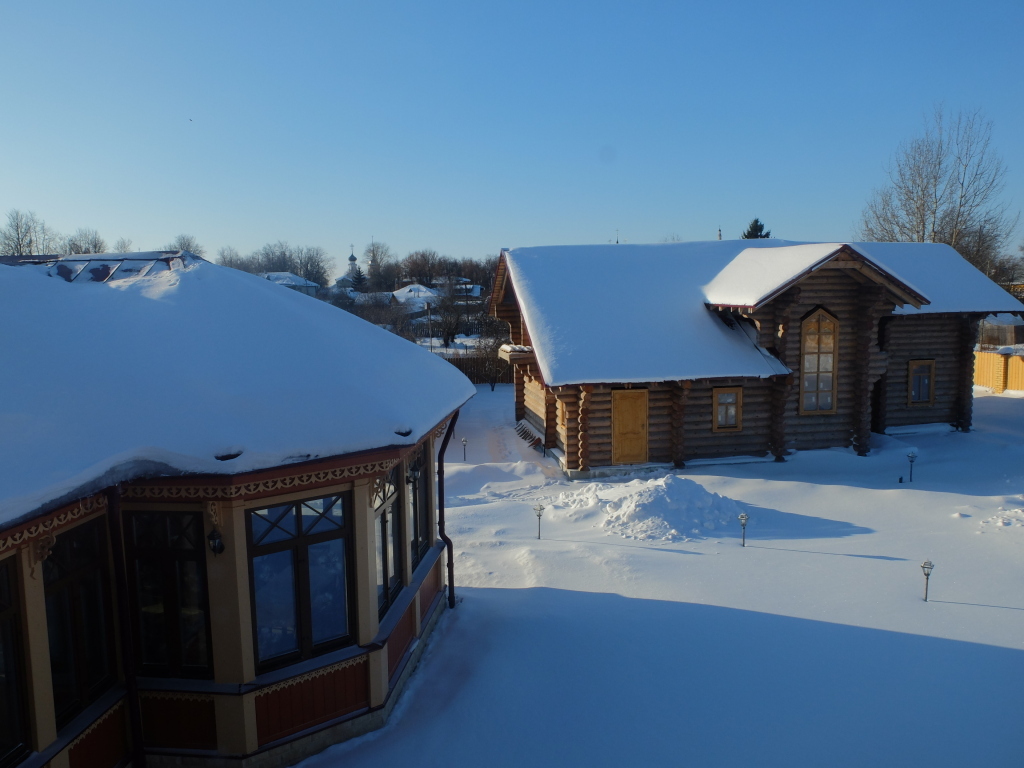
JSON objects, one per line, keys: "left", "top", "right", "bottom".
{"left": 534, "top": 504, "right": 545, "bottom": 540}
{"left": 907, "top": 450, "right": 917, "bottom": 483}
{"left": 921, "top": 560, "right": 934, "bottom": 601}
{"left": 462, "top": 437, "right": 468, "bottom": 461}
{"left": 738, "top": 512, "right": 749, "bottom": 547}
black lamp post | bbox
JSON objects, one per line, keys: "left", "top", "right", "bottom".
{"left": 534, "top": 504, "right": 545, "bottom": 540}
{"left": 462, "top": 437, "right": 468, "bottom": 461}
{"left": 907, "top": 451, "right": 918, "bottom": 483}
{"left": 921, "top": 560, "right": 934, "bottom": 601}
{"left": 738, "top": 512, "right": 749, "bottom": 547}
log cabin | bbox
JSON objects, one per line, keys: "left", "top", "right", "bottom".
{"left": 488, "top": 241, "right": 1024, "bottom": 476}
{"left": 0, "top": 253, "right": 476, "bottom": 768}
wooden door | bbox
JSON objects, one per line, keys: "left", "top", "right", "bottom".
{"left": 612, "top": 389, "right": 648, "bottom": 465}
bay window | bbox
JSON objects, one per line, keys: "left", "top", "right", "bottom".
{"left": 373, "top": 467, "right": 403, "bottom": 617}
{"left": 247, "top": 493, "right": 355, "bottom": 670}
{"left": 408, "top": 445, "right": 432, "bottom": 569}
{"left": 0, "top": 556, "right": 29, "bottom": 768}
{"left": 44, "top": 518, "right": 116, "bottom": 729}
{"left": 125, "top": 511, "right": 212, "bottom": 677}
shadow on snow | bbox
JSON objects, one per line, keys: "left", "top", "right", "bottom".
{"left": 309, "top": 588, "right": 1023, "bottom": 768}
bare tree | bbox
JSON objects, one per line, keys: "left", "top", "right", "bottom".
{"left": 66, "top": 228, "right": 107, "bottom": 254}
{"left": 364, "top": 241, "right": 399, "bottom": 292}
{"left": 402, "top": 248, "right": 441, "bottom": 287}
{"left": 0, "top": 210, "right": 64, "bottom": 256}
{"left": 113, "top": 237, "right": 134, "bottom": 253}
{"left": 859, "top": 107, "right": 1019, "bottom": 277}
{"left": 216, "top": 246, "right": 247, "bottom": 270}
{"left": 165, "top": 234, "right": 206, "bottom": 257}
{"left": 294, "top": 245, "right": 334, "bottom": 290}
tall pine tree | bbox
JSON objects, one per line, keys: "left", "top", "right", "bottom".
{"left": 740, "top": 218, "right": 771, "bottom": 239}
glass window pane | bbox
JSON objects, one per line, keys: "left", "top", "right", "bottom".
{"left": 177, "top": 561, "right": 210, "bottom": 669}
{"left": 79, "top": 572, "right": 111, "bottom": 695}
{"left": 45, "top": 590, "right": 78, "bottom": 722}
{"left": 304, "top": 496, "right": 344, "bottom": 535}
{"left": 803, "top": 356, "right": 818, "bottom": 373}
{"left": 135, "top": 561, "right": 168, "bottom": 667}
{"left": 803, "top": 374, "right": 818, "bottom": 391}
{"left": 387, "top": 502, "right": 401, "bottom": 594}
{"left": 819, "top": 333, "right": 835, "bottom": 352}
{"left": 168, "top": 514, "right": 200, "bottom": 551}
{"left": 726, "top": 404, "right": 737, "bottom": 425}
{"left": 819, "top": 354, "right": 833, "bottom": 372}
{"left": 803, "top": 392, "right": 818, "bottom": 411}
{"left": 819, "top": 392, "right": 834, "bottom": 410}
{"left": 819, "top": 319, "right": 835, "bottom": 333}
{"left": 803, "top": 333, "right": 818, "bottom": 353}
{"left": 253, "top": 551, "right": 298, "bottom": 661}
{"left": 133, "top": 513, "right": 167, "bottom": 550}
{"left": 718, "top": 392, "right": 736, "bottom": 404}
{"left": 0, "top": 616, "right": 27, "bottom": 759}
{"left": 819, "top": 373, "right": 833, "bottom": 391}
{"left": 375, "top": 516, "right": 386, "bottom": 609}
{"left": 252, "top": 505, "right": 296, "bottom": 544}
{"left": 308, "top": 539, "right": 348, "bottom": 644}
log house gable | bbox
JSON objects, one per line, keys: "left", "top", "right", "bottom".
{"left": 705, "top": 245, "right": 929, "bottom": 313}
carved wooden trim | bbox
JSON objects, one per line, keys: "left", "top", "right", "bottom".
{"left": 254, "top": 655, "right": 368, "bottom": 698}
{"left": 68, "top": 699, "right": 123, "bottom": 751}
{"left": 0, "top": 495, "right": 108, "bottom": 556}
{"left": 122, "top": 459, "right": 400, "bottom": 501}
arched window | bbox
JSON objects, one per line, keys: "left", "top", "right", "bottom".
{"left": 800, "top": 310, "right": 838, "bottom": 414}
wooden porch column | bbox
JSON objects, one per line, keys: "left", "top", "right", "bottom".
{"left": 513, "top": 364, "right": 525, "bottom": 422}
{"left": 852, "top": 285, "right": 888, "bottom": 456}
{"left": 768, "top": 288, "right": 801, "bottom": 461}
{"left": 16, "top": 546, "right": 58, "bottom": 753}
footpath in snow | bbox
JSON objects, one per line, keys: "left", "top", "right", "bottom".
{"left": 301, "top": 386, "right": 1024, "bottom": 768}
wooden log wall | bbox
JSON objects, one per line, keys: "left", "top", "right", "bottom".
{"left": 522, "top": 374, "right": 546, "bottom": 434}
{"left": 682, "top": 378, "right": 773, "bottom": 460}
{"left": 513, "top": 363, "right": 526, "bottom": 422}
{"left": 554, "top": 389, "right": 580, "bottom": 469}
{"left": 884, "top": 314, "right": 978, "bottom": 429}
{"left": 956, "top": 316, "right": 982, "bottom": 431}
{"left": 753, "top": 268, "right": 897, "bottom": 452}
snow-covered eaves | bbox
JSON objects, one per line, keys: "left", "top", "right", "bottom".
{"left": 0, "top": 261, "right": 476, "bottom": 528}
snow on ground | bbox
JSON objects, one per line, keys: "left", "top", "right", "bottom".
{"left": 301, "top": 386, "right": 1024, "bottom": 768}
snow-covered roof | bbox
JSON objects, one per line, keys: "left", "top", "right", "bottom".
{"left": 261, "top": 271, "right": 319, "bottom": 288}
{"left": 502, "top": 240, "right": 1024, "bottom": 387}
{"left": 0, "top": 259, "right": 475, "bottom": 528}
{"left": 393, "top": 283, "right": 438, "bottom": 303}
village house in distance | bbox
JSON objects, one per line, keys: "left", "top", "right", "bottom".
{"left": 0, "top": 252, "right": 475, "bottom": 768}
{"left": 490, "top": 241, "right": 1024, "bottom": 475}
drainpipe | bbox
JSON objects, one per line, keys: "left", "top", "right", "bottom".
{"left": 105, "top": 486, "right": 146, "bottom": 768}
{"left": 436, "top": 410, "right": 459, "bottom": 608}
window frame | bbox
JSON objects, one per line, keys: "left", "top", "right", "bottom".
{"left": 245, "top": 492, "right": 357, "bottom": 673}
{"left": 124, "top": 510, "right": 214, "bottom": 679}
{"left": 42, "top": 518, "right": 117, "bottom": 730}
{"left": 0, "top": 555, "right": 30, "bottom": 768}
{"left": 372, "top": 467, "right": 404, "bottom": 619}
{"left": 908, "top": 359, "right": 936, "bottom": 407}
{"left": 799, "top": 309, "right": 840, "bottom": 416}
{"left": 712, "top": 387, "right": 743, "bottom": 432}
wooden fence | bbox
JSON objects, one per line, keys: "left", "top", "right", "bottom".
{"left": 975, "top": 350, "right": 1024, "bottom": 393}
{"left": 435, "top": 352, "right": 513, "bottom": 385}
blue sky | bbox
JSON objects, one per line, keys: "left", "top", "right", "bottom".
{"left": 3, "top": 0, "right": 1022, "bottom": 272}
